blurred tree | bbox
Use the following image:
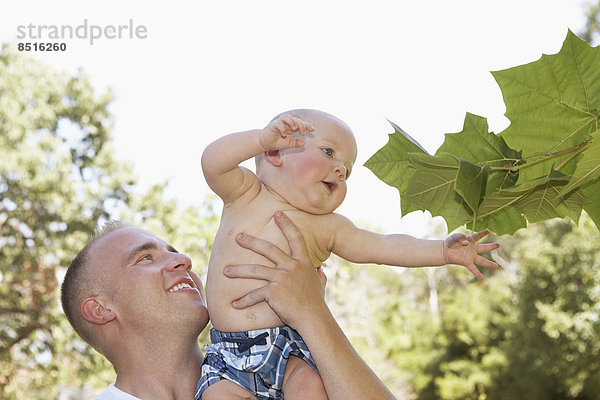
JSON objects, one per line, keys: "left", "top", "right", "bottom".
{"left": 0, "top": 42, "right": 131, "bottom": 399}
{"left": 374, "top": 215, "right": 600, "bottom": 400}
{"left": 581, "top": 0, "right": 600, "bottom": 45}
{"left": 0, "top": 45, "right": 218, "bottom": 399}
{"left": 372, "top": 255, "right": 509, "bottom": 400}
{"left": 492, "top": 217, "right": 600, "bottom": 400}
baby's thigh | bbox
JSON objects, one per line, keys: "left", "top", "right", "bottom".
{"left": 282, "top": 355, "right": 328, "bottom": 400}
{"left": 201, "top": 379, "right": 257, "bottom": 400}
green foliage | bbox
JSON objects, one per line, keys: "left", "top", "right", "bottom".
{"left": 0, "top": 45, "right": 218, "bottom": 398}
{"left": 366, "top": 31, "right": 600, "bottom": 235}
{"left": 580, "top": 0, "right": 600, "bottom": 45}
{"left": 370, "top": 216, "right": 600, "bottom": 399}
{"left": 492, "top": 217, "right": 600, "bottom": 399}
{"left": 0, "top": 43, "right": 131, "bottom": 399}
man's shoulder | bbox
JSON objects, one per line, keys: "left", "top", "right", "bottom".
{"left": 91, "top": 384, "right": 141, "bottom": 400}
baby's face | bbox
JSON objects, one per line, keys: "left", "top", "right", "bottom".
{"left": 278, "top": 114, "right": 357, "bottom": 215}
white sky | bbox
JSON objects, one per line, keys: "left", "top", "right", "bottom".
{"left": 1, "top": 0, "right": 589, "bottom": 237}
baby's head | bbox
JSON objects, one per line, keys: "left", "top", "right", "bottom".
{"left": 256, "top": 109, "right": 358, "bottom": 215}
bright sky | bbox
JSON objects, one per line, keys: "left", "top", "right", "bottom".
{"left": 1, "top": 0, "right": 589, "bottom": 237}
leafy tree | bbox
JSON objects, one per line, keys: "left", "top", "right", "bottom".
{"left": 581, "top": 0, "right": 600, "bottom": 45}
{"left": 0, "top": 42, "right": 131, "bottom": 399}
{"left": 0, "top": 44, "right": 218, "bottom": 399}
{"left": 373, "top": 215, "right": 600, "bottom": 399}
{"left": 366, "top": 31, "right": 600, "bottom": 236}
{"left": 492, "top": 217, "right": 600, "bottom": 400}
{"left": 369, "top": 251, "right": 509, "bottom": 400}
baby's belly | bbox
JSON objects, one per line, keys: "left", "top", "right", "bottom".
{"left": 205, "top": 236, "right": 288, "bottom": 332}
{"left": 206, "top": 269, "right": 284, "bottom": 332}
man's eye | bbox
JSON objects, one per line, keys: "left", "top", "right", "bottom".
{"left": 322, "top": 148, "right": 334, "bottom": 157}
{"left": 138, "top": 254, "right": 152, "bottom": 263}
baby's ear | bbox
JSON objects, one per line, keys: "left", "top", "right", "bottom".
{"left": 263, "top": 150, "right": 282, "bottom": 167}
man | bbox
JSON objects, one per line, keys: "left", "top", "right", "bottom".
{"left": 61, "top": 211, "right": 396, "bottom": 399}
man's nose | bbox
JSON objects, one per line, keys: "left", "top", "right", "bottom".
{"left": 166, "top": 252, "right": 192, "bottom": 271}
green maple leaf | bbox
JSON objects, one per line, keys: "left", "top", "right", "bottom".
{"left": 493, "top": 30, "right": 600, "bottom": 182}
{"left": 366, "top": 31, "right": 600, "bottom": 235}
{"left": 364, "top": 121, "right": 427, "bottom": 215}
{"left": 437, "top": 112, "right": 522, "bottom": 195}
{"left": 437, "top": 112, "right": 521, "bottom": 166}
{"left": 477, "top": 207, "right": 527, "bottom": 236}
{"left": 560, "top": 129, "right": 600, "bottom": 194}
{"left": 581, "top": 177, "right": 600, "bottom": 226}
{"left": 404, "top": 153, "right": 482, "bottom": 230}
{"left": 478, "top": 170, "right": 588, "bottom": 227}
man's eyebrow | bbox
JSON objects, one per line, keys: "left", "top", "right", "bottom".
{"left": 125, "top": 242, "right": 158, "bottom": 264}
{"left": 125, "top": 241, "right": 179, "bottom": 264}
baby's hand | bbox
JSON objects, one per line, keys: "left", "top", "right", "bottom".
{"left": 443, "top": 229, "right": 500, "bottom": 280}
{"left": 259, "top": 114, "right": 315, "bottom": 151}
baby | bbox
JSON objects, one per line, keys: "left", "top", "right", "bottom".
{"left": 197, "top": 109, "right": 499, "bottom": 400}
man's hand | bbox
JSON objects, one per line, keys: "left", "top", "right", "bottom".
{"left": 225, "top": 212, "right": 397, "bottom": 400}
{"left": 443, "top": 229, "right": 500, "bottom": 280}
{"left": 224, "top": 211, "right": 328, "bottom": 328}
{"left": 259, "top": 114, "right": 314, "bottom": 152}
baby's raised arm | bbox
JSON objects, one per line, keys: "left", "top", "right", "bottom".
{"left": 201, "top": 115, "right": 314, "bottom": 204}
{"left": 330, "top": 215, "right": 499, "bottom": 279}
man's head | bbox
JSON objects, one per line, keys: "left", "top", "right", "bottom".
{"left": 256, "top": 109, "right": 358, "bottom": 215}
{"left": 61, "top": 222, "right": 208, "bottom": 359}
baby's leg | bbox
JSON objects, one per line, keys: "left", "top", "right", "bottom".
{"left": 201, "top": 379, "right": 257, "bottom": 400}
{"left": 282, "top": 355, "right": 328, "bottom": 400}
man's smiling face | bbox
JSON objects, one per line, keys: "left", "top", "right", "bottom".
{"left": 88, "top": 227, "right": 209, "bottom": 334}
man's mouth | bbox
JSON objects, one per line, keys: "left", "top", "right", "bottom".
{"left": 168, "top": 278, "right": 197, "bottom": 293}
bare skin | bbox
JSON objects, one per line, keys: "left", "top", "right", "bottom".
{"left": 224, "top": 211, "right": 397, "bottom": 400}
{"left": 201, "top": 110, "right": 499, "bottom": 399}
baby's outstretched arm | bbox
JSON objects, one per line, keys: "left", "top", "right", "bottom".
{"left": 330, "top": 214, "right": 499, "bottom": 279}
{"left": 201, "top": 114, "right": 314, "bottom": 204}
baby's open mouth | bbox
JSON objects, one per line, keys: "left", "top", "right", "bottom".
{"left": 322, "top": 181, "right": 336, "bottom": 191}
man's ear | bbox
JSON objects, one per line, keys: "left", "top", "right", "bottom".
{"left": 263, "top": 150, "right": 282, "bottom": 167}
{"left": 81, "top": 296, "right": 116, "bottom": 325}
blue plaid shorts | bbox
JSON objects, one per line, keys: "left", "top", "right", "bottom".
{"left": 195, "top": 325, "right": 318, "bottom": 400}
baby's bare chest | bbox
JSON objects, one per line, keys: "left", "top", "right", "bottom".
{"left": 216, "top": 201, "right": 330, "bottom": 268}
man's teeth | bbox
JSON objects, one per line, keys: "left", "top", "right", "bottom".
{"left": 169, "top": 283, "right": 193, "bottom": 292}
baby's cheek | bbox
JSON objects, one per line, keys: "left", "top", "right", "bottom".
{"left": 300, "top": 156, "right": 329, "bottom": 176}
{"left": 336, "top": 184, "right": 348, "bottom": 203}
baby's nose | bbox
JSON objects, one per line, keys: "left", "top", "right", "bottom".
{"left": 334, "top": 164, "right": 347, "bottom": 180}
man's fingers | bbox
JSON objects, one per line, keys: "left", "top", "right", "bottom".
{"left": 224, "top": 264, "right": 279, "bottom": 281}
{"left": 273, "top": 211, "right": 310, "bottom": 260}
{"left": 235, "top": 233, "right": 289, "bottom": 266}
{"left": 231, "top": 286, "right": 269, "bottom": 309}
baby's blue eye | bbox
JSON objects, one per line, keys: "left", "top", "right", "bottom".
{"left": 322, "top": 148, "right": 334, "bottom": 157}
